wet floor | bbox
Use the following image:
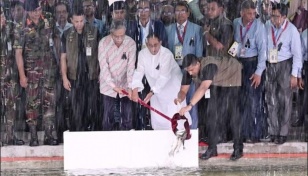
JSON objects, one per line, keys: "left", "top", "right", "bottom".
{"left": 1, "top": 168, "right": 307, "bottom": 176}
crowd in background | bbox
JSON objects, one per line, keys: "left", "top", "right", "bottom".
{"left": 0, "top": 0, "right": 307, "bottom": 160}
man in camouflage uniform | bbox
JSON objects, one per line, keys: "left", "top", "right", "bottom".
{"left": 14, "top": 0, "right": 58, "bottom": 146}
{"left": 0, "top": 5, "right": 24, "bottom": 146}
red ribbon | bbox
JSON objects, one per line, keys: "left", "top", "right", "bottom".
{"left": 121, "top": 90, "right": 191, "bottom": 140}
{"left": 271, "top": 21, "right": 289, "bottom": 47}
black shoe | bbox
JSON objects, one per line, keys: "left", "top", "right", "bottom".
{"left": 275, "top": 136, "right": 287, "bottom": 145}
{"left": 291, "top": 119, "right": 304, "bottom": 127}
{"left": 44, "top": 137, "right": 59, "bottom": 145}
{"left": 199, "top": 137, "right": 208, "bottom": 143}
{"left": 29, "top": 138, "right": 39, "bottom": 147}
{"left": 230, "top": 149, "right": 243, "bottom": 161}
{"left": 7, "top": 138, "right": 25, "bottom": 146}
{"left": 200, "top": 148, "right": 218, "bottom": 160}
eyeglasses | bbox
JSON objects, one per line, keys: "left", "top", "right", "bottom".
{"left": 112, "top": 34, "right": 125, "bottom": 41}
{"left": 83, "top": 5, "right": 93, "bottom": 9}
{"left": 162, "top": 12, "right": 172, "bottom": 16}
{"left": 137, "top": 8, "right": 150, "bottom": 13}
{"left": 271, "top": 14, "right": 281, "bottom": 19}
{"left": 175, "top": 10, "right": 187, "bottom": 15}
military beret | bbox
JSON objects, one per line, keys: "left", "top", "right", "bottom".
{"left": 24, "top": 0, "right": 40, "bottom": 11}
{"left": 110, "top": 1, "right": 125, "bottom": 12}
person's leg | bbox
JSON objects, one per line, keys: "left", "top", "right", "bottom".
{"left": 102, "top": 94, "right": 115, "bottom": 131}
{"left": 120, "top": 96, "right": 133, "bottom": 130}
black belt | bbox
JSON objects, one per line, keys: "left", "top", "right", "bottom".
{"left": 237, "top": 56, "right": 257, "bottom": 61}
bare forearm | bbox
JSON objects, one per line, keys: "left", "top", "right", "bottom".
{"left": 60, "top": 53, "right": 68, "bottom": 80}
{"left": 15, "top": 49, "right": 25, "bottom": 78}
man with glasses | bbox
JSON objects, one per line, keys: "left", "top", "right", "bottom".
{"left": 166, "top": 1, "right": 203, "bottom": 130}
{"left": 131, "top": 33, "right": 192, "bottom": 130}
{"left": 134, "top": 0, "right": 168, "bottom": 130}
{"left": 14, "top": 0, "right": 58, "bottom": 146}
{"left": 60, "top": 6, "right": 99, "bottom": 132}
{"left": 161, "top": 4, "right": 175, "bottom": 27}
{"left": 265, "top": 3, "right": 302, "bottom": 144}
{"left": 233, "top": 0, "right": 267, "bottom": 143}
{"left": 83, "top": 0, "right": 105, "bottom": 37}
{"left": 98, "top": 20, "right": 136, "bottom": 131}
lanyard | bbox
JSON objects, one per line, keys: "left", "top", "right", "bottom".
{"left": 271, "top": 21, "right": 288, "bottom": 47}
{"left": 240, "top": 20, "right": 254, "bottom": 43}
{"left": 176, "top": 24, "right": 187, "bottom": 44}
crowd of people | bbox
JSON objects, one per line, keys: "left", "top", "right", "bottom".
{"left": 0, "top": 0, "right": 307, "bottom": 161}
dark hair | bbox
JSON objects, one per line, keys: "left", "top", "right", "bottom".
{"left": 55, "top": 2, "right": 70, "bottom": 13}
{"left": 182, "top": 54, "right": 200, "bottom": 68}
{"left": 272, "top": 3, "right": 288, "bottom": 16}
{"left": 175, "top": 1, "right": 190, "bottom": 12}
{"left": 10, "top": 1, "right": 24, "bottom": 9}
{"left": 72, "top": 6, "right": 84, "bottom": 16}
{"left": 206, "top": 0, "right": 224, "bottom": 7}
{"left": 146, "top": 32, "right": 161, "bottom": 41}
{"left": 241, "top": 0, "right": 255, "bottom": 10}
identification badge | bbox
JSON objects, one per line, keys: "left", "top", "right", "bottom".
{"left": 7, "top": 41, "right": 12, "bottom": 51}
{"left": 49, "top": 38, "right": 54, "bottom": 47}
{"left": 240, "top": 48, "right": 246, "bottom": 57}
{"left": 204, "top": 89, "right": 210, "bottom": 99}
{"left": 228, "top": 42, "right": 239, "bottom": 57}
{"left": 175, "top": 45, "right": 183, "bottom": 60}
{"left": 268, "top": 48, "right": 278, "bottom": 63}
{"left": 86, "top": 47, "right": 92, "bottom": 56}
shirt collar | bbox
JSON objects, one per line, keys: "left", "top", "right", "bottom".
{"left": 177, "top": 20, "right": 188, "bottom": 28}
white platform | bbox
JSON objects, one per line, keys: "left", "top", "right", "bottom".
{"left": 64, "top": 130, "right": 198, "bottom": 170}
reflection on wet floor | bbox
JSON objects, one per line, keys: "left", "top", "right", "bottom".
{"left": 1, "top": 168, "right": 307, "bottom": 176}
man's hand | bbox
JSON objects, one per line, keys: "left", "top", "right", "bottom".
{"left": 126, "top": 88, "right": 132, "bottom": 100}
{"left": 290, "top": 76, "right": 298, "bottom": 88}
{"left": 63, "top": 78, "right": 71, "bottom": 91}
{"left": 19, "top": 76, "right": 28, "bottom": 88}
{"left": 113, "top": 87, "right": 123, "bottom": 94}
{"left": 143, "top": 92, "right": 153, "bottom": 104}
{"left": 250, "top": 74, "right": 261, "bottom": 89}
{"left": 174, "top": 98, "right": 182, "bottom": 105}
{"left": 131, "top": 89, "right": 139, "bottom": 102}
{"left": 179, "top": 105, "right": 192, "bottom": 116}
{"left": 298, "top": 77, "right": 304, "bottom": 90}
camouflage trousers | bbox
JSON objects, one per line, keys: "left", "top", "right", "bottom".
{"left": 0, "top": 55, "right": 21, "bottom": 126}
{"left": 24, "top": 57, "right": 57, "bottom": 128}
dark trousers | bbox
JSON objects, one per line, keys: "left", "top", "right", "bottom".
{"left": 298, "top": 61, "right": 308, "bottom": 122}
{"left": 205, "top": 86, "right": 243, "bottom": 150}
{"left": 265, "top": 59, "right": 293, "bottom": 136}
{"left": 238, "top": 58, "right": 266, "bottom": 140}
{"left": 101, "top": 94, "right": 133, "bottom": 131}
{"left": 66, "top": 78, "right": 99, "bottom": 131}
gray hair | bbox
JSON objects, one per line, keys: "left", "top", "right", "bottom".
{"left": 109, "top": 19, "right": 127, "bottom": 33}
{"left": 241, "top": 0, "right": 256, "bottom": 10}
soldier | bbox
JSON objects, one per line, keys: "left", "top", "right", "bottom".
{"left": 14, "top": 0, "right": 58, "bottom": 146}
{"left": 0, "top": 5, "right": 25, "bottom": 146}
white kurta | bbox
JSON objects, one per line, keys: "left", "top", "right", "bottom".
{"left": 131, "top": 46, "right": 192, "bottom": 130}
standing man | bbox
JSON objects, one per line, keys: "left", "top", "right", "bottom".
{"left": 98, "top": 20, "right": 136, "bottom": 131}
{"left": 293, "top": 29, "right": 308, "bottom": 142}
{"left": 132, "top": 33, "right": 191, "bottom": 130}
{"left": 53, "top": 1, "right": 72, "bottom": 143}
{"left": 60, "top": 7, "right": 99, "bottom": 131}
{"left": 0, "top": 5, "right": 24, "bottom": 146}
{"left": 233, "top": 0, "right": 267, "bottom": 143}
{"left": 265, "top": 3, "right": 302, "bottom": 144}
{"left": 14, "top": 0, "right": 58, "bottom": 146}
{"left": 177, "top": 54, "right": 243, "bottom": 160}
{"left": 83, "top": 0, "right": 105, "bottom": 37}
{"left": 166, "top": 1, "right": 203, "bottom": 129}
